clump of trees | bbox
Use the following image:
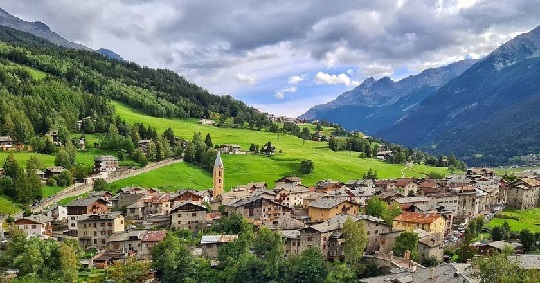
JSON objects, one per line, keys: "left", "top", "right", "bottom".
{"left": 183, "top": 132, "right": 216, "bottom": 172}
{"left": 300, "top": 160, "right": 314, "bottom": 174}
{"left": 0, "top": 154, "right": 42, "bottom": 205}
{"left": 365, "top": 196, "right": 402, "bottom": 226}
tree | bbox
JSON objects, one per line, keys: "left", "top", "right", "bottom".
{"left": 383, "top": 202, "right": 402, "bottom": 227}
{"left": 57, "top": 170, "right": 73, "bottom": 187}
{"left": 55, "top": 147, "right": 72, "bottom": 168}
{"left": 365, "top": 196, "right": 386, "bottom": 219}
{"left": 472, "top": 247, "right": 532, "bottom": 283}
{"left": 252, "top": 227, "right": 285, "bottom": 278}
{"left": 427, "top": 171, "right": 445, "bottom": 179}
{"left": 59, "top": 242, "right": 79, "bottom": 283}
{"left": 152, "top": 233, "right": 195, "bottom": 282}
{"left": 110, "top": 256, "right": 151, "bottom": 283}
{"left": 392, "top": 231, "right": 419, "bottom": 261}
{"left": 520, "top": 229, "right": 536, "bottom": 252}
{"left": 300, "top": 127, "right": 311, "bottom": 141}
{"left": 282, "top": 247, "right": 328, "bottom": 283}
{"left": 326, "top": 263, "right": 357, "bottom": 283}
{"left": 456, "top": 234, "right": 476, "bottom": 263}
{"left": 491, "top": 226, "right": 503, "bottom": 241}
{"left": 501, "top": 221, "right": 511, "bottom": 240}
{"left": 93, "top": 178, "right": 108, "bottom": 191}
{"left": 300, "top": 160, "right": 314, "bottom": 174}
{"left": 342, "top": 217, "right": 367, "bottom": 265}
{"left": 205, "top": 133, "right": 213, "bottom": 148}
{"left": 362, "top": 168, "right": 377, "bottom": 179}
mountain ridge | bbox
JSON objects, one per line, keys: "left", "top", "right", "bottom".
{"left": 0, "top": 8, "right": 124, "bottom": 61}
{"left": 300, "top": 59, "right": 477, "bottom": 133}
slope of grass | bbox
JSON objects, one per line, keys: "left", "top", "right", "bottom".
{"left": 0, "top": 196, "right": 21, "bottom": 215}
{"left": 109, "top": 162, "right": 213, "bottom": 192}
{"left": 113, "top": 101, "right": 448, "bottom": 189}
{"left": 42, "top": 186, "right": 64, "bottom": 198}
{"left": 486, "top": 208, "right": 540, "bottom": 233}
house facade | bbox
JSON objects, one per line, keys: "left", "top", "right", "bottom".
{"left": 14, "top": 215, "right": 53, "bottom": 237}
{"left": 506, "top": 178, "right": 540, "bottom": 210}
{"left": 170, "top": 202, "right": 207, "bottom": 232}
{"left": 393, "top": 212, "right": 446, "bottom": 236}
{"left": 78, "top": 212, "right": 125, "bottom": 250}
{"left": 307, "top": 199, "right": 360, "bottom": 223}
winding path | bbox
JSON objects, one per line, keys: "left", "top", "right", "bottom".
{"left": 28, "top": 158, "right": 183, "bottom": 213}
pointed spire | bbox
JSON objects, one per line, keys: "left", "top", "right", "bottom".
{"left": 214, "top": 150, "right": 223, "bottom": 168}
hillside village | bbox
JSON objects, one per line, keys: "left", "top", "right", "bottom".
{"left": 4, "top": 151, "right": 540, "bottom": 282}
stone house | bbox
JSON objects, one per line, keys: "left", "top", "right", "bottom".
{"left": 394, "top": 178, "right": 418, "bottom": 196}
{"left": 306, "top": 198, "right": 360, "bottom": 223}
{"left": 170, "top": 202, "right": 208, "bottom": 232}
{"left": 418, "top": 234, "right": 444, "bottom": 261}
{"left": 201, "top": 235, "right": 238, "bottom": 260}
{"left": 93, "top": 155, "right": 119, "bottom": 172}
{"left": 44, "top": 166, "right": 66, "bottom": 179}
{"left": 14, "top": 215, "right": 53, "bottom": 237}
{"left": 506, "top": 178, "right": 540, "bottom": 210}
{"left": 393, "top": 212, "right": 446, "bottom": 236}
{"left": 78, "top": 212, "right": 125, "bottom": 250}
{"left": 274, "top": 185, "right": 311, "bottom": 208}
{"left": 170, "top": 190, "right": 208, "bottom": 207}
{"left": 224, "top": 195, "right": 292, "bottom": 222}
{"left": 219, "top": 144, "right": 242, "bottom": 154}
{"left": 66, "top": 196, "right": 110, "bottom": 233}
{"left": 139, "top": 230, "right": 167, "bottom": 260}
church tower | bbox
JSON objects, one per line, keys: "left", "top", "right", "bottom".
{"left": 213, "top": 150, "right": 224, "bottom": 199}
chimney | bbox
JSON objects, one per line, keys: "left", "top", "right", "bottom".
{"left": 404, "top": 250, "right": 411, "bottom": 260}
{"left": 429, "top": 268, "right": 435, "bottom": 279}
{"left": 411, "top": 262, "right": 417, "bottom": 273}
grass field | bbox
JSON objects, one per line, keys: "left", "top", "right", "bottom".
{"left": 42, "top": 186, "right": 64, "bottom": 198}
{"left": 487, "top": 208, "right": 540, "bottom": 232}
{"left": 109, "top": 162, "right": 213, "bottom": 192}
{"left": 0, "top": 196, "right": 21, "bottom": 215}
{"left": 0, "top": 147, "right": 121, "bottom": 169}
{"left": 113, "top": 101, "right": 448, "bottom": 189}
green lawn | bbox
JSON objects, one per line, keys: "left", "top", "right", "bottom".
{"left": 109, "top": 162, "right": 212, "bottom": 192}
{"left": 487, "top": 208, "right": 540, "bottom": 232}
{"left": 0, "top": 147, "right": 120, "bottom": 169}
{"left": 0, "top": 196, "right": 21, "bottom": 215}
{"left": 113, "top": 101, "right": 448, "bottom": 189}
{"left": 42, "top": 186, "right": 64, "bottom": 198}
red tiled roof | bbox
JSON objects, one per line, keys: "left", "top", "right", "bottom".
{"left": 394, "top": 211, "right": 442, "bottom": 224}
{"left": 141, "top": 230, "right": 167, "bottom": 242}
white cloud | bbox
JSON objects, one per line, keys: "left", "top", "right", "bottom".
{"left": 314, "top": 72, "right": 359, "bottom": 87}
{"left": 235, "top": 73, "right": 256, "bottom": 84}
{"left": 274, "top": 86, "right": 297, "bottom": 99}
{"left": 288, "top": 75, "right": 304, "bottom": 84}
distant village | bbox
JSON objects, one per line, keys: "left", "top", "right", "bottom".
{"left": 5, "top": 147, "right": 540, "bottom": 282}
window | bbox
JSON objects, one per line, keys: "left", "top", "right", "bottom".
{"left": 292, "top": 242, "right": 296, "bottom": 246}
{"left": 94, "top": 231, "right": 97, "bottom": 236}
{"left": 178, "top": 221, "right": 182, "bottom": 224}
{"left": 71, "top": 223, "right": 75, "bottom": 227}
{"left": 367, "top": 231, "right": 370, "bottom": 235}
{"left": 192, "top": 213, "right": 197, "bottom": 217}
{"left": 375, "top": 230, "right": 378, "bottom": 235}
{"left": 307, "top": 237, "right": 313, "bottom": 241}
{"left": 24, "top": 225, "right": 28, "bottom": 229}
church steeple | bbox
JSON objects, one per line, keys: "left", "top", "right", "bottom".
{"left": 213, "top": 151, "right": 224, "bottom": 199}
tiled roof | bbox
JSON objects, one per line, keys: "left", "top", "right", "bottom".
{"left": 308, "top": 198, "right": 354, "bottom": 209}
{"left": 66, "top": 196, "right": 108, "bottom": 207}
{"left": 394, "top": 211, "right": 442, "bottom": 224}
{"left": 141, "top": 230, "right": 167, "bottom": 242}
{"left": 200, "top": 234, "right": 238, "bottom": 244}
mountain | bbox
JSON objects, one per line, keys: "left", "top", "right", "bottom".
{"left": 378, "top": 25, "right": 540, "bottom": 166}
{"left": 96, "top": 48, "right": 124, "bottom": 61}
{"left": 0, "top": 8, "right": 123, "bottom": 61}
{"left": 299, "top": 59, "right": 476, "bottom": 133}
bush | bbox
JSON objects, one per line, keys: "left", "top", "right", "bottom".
{"left": 300, "top": 160, "right": 314, "bottom": 174}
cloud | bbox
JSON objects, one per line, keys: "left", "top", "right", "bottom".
{"left": 235, "top": 73, "right": 256, "bottom": 84}
{"left": 314, "top": 72, "right": 359, "bottom": 87}
{"left": 288, "top": 75, "right": 304, "bottom": 84}
{"left": 274, "top": 86, "right": 297, "bottom": 99}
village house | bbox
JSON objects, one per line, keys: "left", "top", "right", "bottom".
{"left": 418, "top": 233, "right": 444, "bottom": 261}
{"left": 66, "top": 196, "right": 110, "bottom": 234}
{"left": 139, "top": 230, "right": 167, "bottom": 260}
{"left": 506, "top": 178, "right": 540, "bottom": 210}
{"left": 137, "top": 139, "right": 153, "bottom": 153}
{"left": 45, "top": 130, "right": 60, "bottom": 145}
{"left": 126, "top": 201, "right": 146, "bottom": 220}
{"left": 224, "top": 195, "right": 292, "bottom": 223}
{"left": 275, "top": 176, "right": 302, "bottom": 188}
{"left": 14, "top": 215, "right": 53, "bottom": 237}
{"left": 198, "top": 119, "right": 214, "bottom": 125}
{"left": 219, "top": 144, "right": 242, "bottom": 154}
{"left": 281, "top": 230, "right": 301, "bottom": 258}
{"left": 307, "top": 198, "right": 360, "bottom": 223}
{"left": 394, "top": 178, "right": 418, "bottom": 196}
{"left": 201, "top": 235, "right": 238, "bottom": 260}
{"left": 0, "top": 136, "right": 14, "bottom": 151}
{"left": 170, "top": 202, "right": 208, "bottom": 232}
{"left": 113, "top": 187, "right": 150, "bottom": 209}
{"left": 314, "top": 179, "right": 344, "bottom": 193}
{"left": 93, "top": 155, "right": 119, "bottom": 172}
{"left": 107, "top": 230, "right": 145, "bottom": 258}
{"left": 345, "top": 179, "right": 376, "bottom": 195}
{"left": 78, "top": 212, "right": 125, "bottom": 250}
{"left": 274, "top": 185, "right": 311, "bottom": 208}
{"left": 46, "top": 204, "right": 68, "bottom": 221}
{"left": 44, "top": 166, "right": 66, "bottom": 179}
{"left": 374, "top": 180, "right": 396, "bottom": 191}
{"left": 393, "top": 211, "right": 446, "bottom": 236}
{"left": 170, "top": 190, "right": 208, "bottom": 207}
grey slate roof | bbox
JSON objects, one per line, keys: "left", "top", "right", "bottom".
{"left": 214, "top": 151, "right": 223, "bottom": 167}
{"left": 66, "top": 196, "right": 108, "bottom": 207}
{"left": 308, "top": 198, "right": 352, "bottom": 209}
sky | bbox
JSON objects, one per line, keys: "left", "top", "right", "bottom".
{"left": 2, "top": 0, "right": 540, "bottom": 117}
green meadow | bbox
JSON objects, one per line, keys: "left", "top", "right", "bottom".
{"left": 487, "top": 208, "right": 540, "bottom": 233}
{"left": 112, "top": 101, "right": 448, "bottom": 190}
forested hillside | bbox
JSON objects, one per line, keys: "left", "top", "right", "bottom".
{"left": 0, "top": 26, "right": 271, "bottom": 126}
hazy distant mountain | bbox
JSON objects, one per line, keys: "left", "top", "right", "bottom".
{"left": 378, "top": 25, "right": 540, "bottom": 166}
{"left": 299, "top": 59, "right": 476, "bottom": 133}
{"left": 0, "top": 8, "right": 123, "bottom": 61}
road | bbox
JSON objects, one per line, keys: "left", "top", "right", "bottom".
{"left": 27, "top": 158, "right": 184, "bottom": 214}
